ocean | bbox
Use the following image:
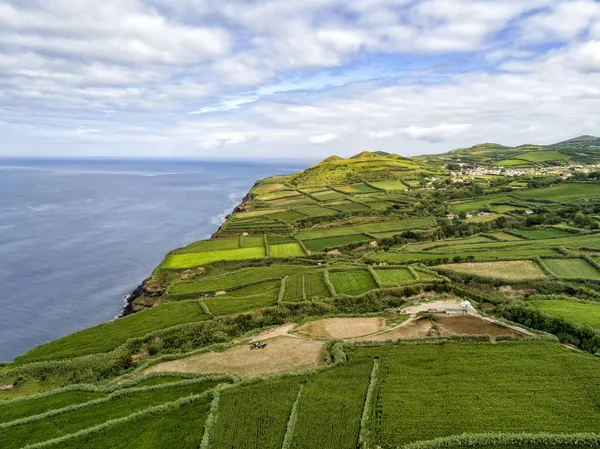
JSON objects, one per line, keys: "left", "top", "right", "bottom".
{"left": 0, "top": 158, "right": 306, "bottom": 362}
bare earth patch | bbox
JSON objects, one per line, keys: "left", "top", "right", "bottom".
{"left": 401, "top": 299, "right": 463, "bottom": 314}
{"left": 361, "top": 317, "right": 433, "bottom": 340}
{"left": 439, "top": 260, "right": 545, "bottom": 280}
{"left": 294, "top": 317, "right": 387, "bottom": 339}
{"left": 142, "top": 336, "right": 323, "bottom": 377}
{"left": 435, "top": 315, "right": 529, "bottom": 338}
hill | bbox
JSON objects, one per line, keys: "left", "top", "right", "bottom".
{"left": 3, "top": 141, "right": 600, "bottom": 448}
{"left": 420, "top": 135, "right": 600, "bottom": 167}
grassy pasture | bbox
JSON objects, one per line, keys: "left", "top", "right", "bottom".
{"left": 371, "top": 247, "right": 558, "bottom": 263}
{"left": 163, "top": 247, "right": 265, "bottom": 269}
{"left": 231, "top": 209, "right": 286, "bottom": 219}
{"left": 51, "top": 396, "right": 211, "bottom": 449}
{"left": 374, "top": 267, "right": 417, "bottom": 285}
{"left": 289, "top": 358, "right": 373, "bottom": 449}
{"left": 0, "top": 390, "right": 107, "bottom": 424}
{"left": 15, "top": 301, "right": 208, "bottom": 364}
{"left": 303, "top": 234, "right": 371, "bottom": 252}
{"left": 0, "top": 381, "right": 218, "bottom": 449}
{"left": 239, "top": 236, "right": 265, "bottom": 248}
{"left": 295, "top": 205, "right": 339, "bottom": 217}
{"left": 266, "top": 234, "right": 296, "bottom": 244}
{"left": 466, "top": 214, "right": 503, "bottom": 223}
{"left": 329, "top": 270, "right": 377, "bottom": 295}
{"left": 528, "top": 300, "right": 600, "bottom": 329}
{"left": 369, "top": 181, "right": 408, "bottom": 191}
{"left": 205, "top": 295, "right": 278, "bottom": 316}
{"left": 175, "top": 238, "right": 239, "bottom": 253}
{"left": 304, "top": 273, "right": 330, "bottom": 299}
{"left": 169, "top": 265, "right": 313, "bottom": 295}
{"left": 543, "top": 258, "right": 600, "bottom": 279}
{"left": 328, "top": 202, "right": 371, "bottom": 213}
{"left": 297, "top": 217, "right": 433, "bottom": 240}
{"left": 269, "top": 242, "right": 306, "bottom": 258}
{"left": 490, "top": 231, "right": 523, "bottom": 241}
{"left": 406, "top": 236, "right": 494, "bottom": 251}
{"left": 211, "top": 379, "right": 300, "bottom": 449}
{"left": 438, "top": 260, "right": 546, "bottom": 280}
{"left": 283, "top": 274, "right": 304, "bottom": 301}
{"left": 519, "top": 150, "right": 570, "bottom": 162}
{"left": 495, "top": 159, "right": 530, "bottom": 166}
{"left": 312, "top": 190, "right": 346, "bottom": 201}
{"left": 270, "top": 211, "right": 306, "bottom": 222}
{"left": 349, "top": 183, "right": 381, "bottom": 193}
{"left": 515, "top": 183, "right": 600, "bottom": 202}
{"left": 449, "top": 195, "right": 513, "bottom": 214}
{"left": 360, "top": 342, "right": 600, "bottom": 448}
{"left": 519, "top": 229, "right": 572, "bottom": 239}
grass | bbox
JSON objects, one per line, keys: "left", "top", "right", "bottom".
{"left": 490, "top": 231, "right": 523, "bottom": 241}
{"left": 170, "top": 265, "right": 311, "bottom": 295}
{"left": 449, "top": 195, "right": 513, "bottom": 214}
{"left": 528, "top": 300, "right": 600, "bottom": 329}
{"left": 495, "top": 159, "right": 530, "bottom": 166}
{"left": 515, "top": 183, "right": 600, "bottom": 203}
{"left": 271, "top": 211, "right": 306, "bottom": 222}
{"left": 304, "top": 273, "right": 331, "bottom": 299}
{"left": 370, "top": 247, "right": 558, "bottom": 263}
{"left": 374, "top": 268, "right": 417, "bottom": 286}
{"left": 519, "top": 150, "right": 571, "bottom": 162}
{"left": 329, "top": 270, "right": 377, "bottom": 295}
{"left": 348, "top": 183, "right": 382, "bottom": 193}
{"left": 175, "top": 238, "right": 239, "bottom": 253}
{"left": 283, "top": 274, "right": 304, "bottom": 301}
{"left": 266, "top": 234, "right": 296, "bottom": 244}
{"left": 312, "top": 190, "right": 346, "bottom": 201}
{"left": 369, "top": 181, "right": 408, "bottom": 191}
{"left": 0, "top": 381, "right": 218, "bottom": 449}
{"left": 519, "top": 229, "right": 572, "bottom": 239}
{"left": 438, "top": 260, "right": 546, "bottom": 280}
{"left": 204, "top": 280, "right": 280, "bottom": 315}
{"left": 329, "top": 202, "right": 371, "bottom": 213}
{"left": 15, "top": 302, "right": 209, "bottom": 363}
{"left": 211, "top": 378, "right": 300, "bottom": 449}
{"left": 269, "top": 243, "right": 306, "bottom": 258}
{"left": 53, "top": 396, "right": 211, "bottom": 449}
{"left": 543, "top": 258, "right": 600, "bottom": 279}
{"left": 163, "top": 247, "right": 265, "bottom": 269}
{"left": 297, "top": 217, "right": 433, "bottom": 240}
{"left": 240, "top": 236, "right": 265, "bottom": 247}
{"left": 289, "top": 358, "right": 373, "bottom": 449}
{"left": 406, "top": 236, "right": 494, "bottom": 251}
{"left": 295, "top": 205, "right": 339, "bottom": 217}
{"left": 0, "top": 390, "right": 107, "bottom": 424}
{"left": 353, "top": 342, "right": 600, "bottom": 448}
{"left": 303, "top": 234, "right": 371, "bottom": 252}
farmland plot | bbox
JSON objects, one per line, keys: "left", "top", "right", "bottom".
{"left": 304, "top": 273, "right": 330, "bottom": 299}
{"left": 374, "top": 267, "right": 417, "bottom": 285}
{"left": 438, "top": 260, "right": 545, "bottom": 280}
{"left": 295, "top": 205, "right": 340, "bottom": 217}
{"left": 269, "top": 243, "right": 306, "bottom": 258}
{"left": 303, "top": 234, "right": 371, "bottom": 252}
{"left": 240, "top": 236, "right": 265, "bottom": 248}
{"left": 357, "top": 342, "right": 600, "bottom": 448}
{"left": 211, "top": 379, "right": 301, "bottom": 449}
{"left": 515, "top": 183, "right": 600, "bottom": 202}
{"left": 543, "top": 258, "right": 600, "bottom": 279}
{"left": 369, "top": 181, "right": 408, "bottom": 191}
{"left": 174, "top": 237, "right": 239, "bottom": 253}
{"left": 518, "top": 229, "right": 571, "bottom": 239}
{"left": 283, "top": 274, "right": 304, "bottom": 301}
{"left": 163, "top": 247, "right": 265, "bottom": 269}
{"left": 528, "top": 300, "right": 600, "bottom": 329}
{"left": 329, "top": 270, "right": 377, "bottom": 295}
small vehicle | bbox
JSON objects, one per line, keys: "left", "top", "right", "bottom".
{"left": 250, "top": 342, "right": 267, "bottom": 350}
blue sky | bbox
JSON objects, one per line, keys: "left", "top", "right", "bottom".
{"left": 1, "top": 0, "right": 599, "bottom": 160}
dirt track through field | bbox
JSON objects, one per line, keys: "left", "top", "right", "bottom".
{"left": 142, "top": 336, "right": 323, "bottom": 377}
{"left": 293, "top": 317, "right": 386, "bottom": 339}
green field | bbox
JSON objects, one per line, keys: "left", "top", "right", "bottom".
{"left": 297, "top": 217, "right": 433, "bottom": 240}
{"left": 175, "top": 238, "right": 239, "bottom": 253}
{"left": 369, "top": 181, "right": 408, "bottom": 191}
{"left": 295, "top": 205, "right": 339, "bottom": 217}
{"left": 15, "top": 302, "right": 209, "bottom": 363}
{"left": 543, "top": 258, "right": 600, "bottom": 279}
{"left": 406, "top": 235, "right": 495, "bottom": 251}
{"left": 495, "top": 159, "right": 529, "bottom": 166}
{"left": 515, "top": 183, "right": 600, "bottom": 202}
{"left": 0, "top": 381, "right": 218, "bottom": 449}
{"left": 329, "top": 270, "right": 377, "bottom": 295}
{"left": 519, "top": 229, "right": 572, "bottom": 239}
{"left": 169, "top": 265, "right": 313, "bottom": 295}
{"left": 519, "top": 150, "right": 570, "bottom": 162}
{"left": 270, "top": 211, "right": 306, "bottom": 222}
{"left": 283, "top": 274, "right": 304, "bottom": 301}
{"left": 528, "top": 300, "right": 600, "bottom": 329}
{"left": 355, "top": 342, "right": 600, "bottom": 448}
{"left": 303, "top": 234, "right": 371, "bottom": 252}
{"left": 303, "top": 273, "right": 330, "bottom": 299}
{"left": 269, "top": 242, "right": 306, "bottom": 258}
{"left": 163, "top": 247, "right": 265, "bottom": 268}
{"left": 449, "top": 195, "right": 513, "bottom": 214}
{"left": 490, "top": 231, "right": 523, "bottom": 241}
{"left": 312, "top": 190, "right": 346, "bottom": 201}
{"left": 374, "top": 267, "right": 417, "bottom": 285}
{"left": 266, "top": 234, "right": 296, "bottom": 244}
{"left": 329, "top": 202, "right": 371, "bottom": 213}
{"left": 204, "top": 280, "right": 280, "bottom": 315}
{"left": 439, "top": 260, "right": 545, "bottom": 280}
{"left": 371, "top": 247, "right": 559, "bottom": 263}
{"left": 211, "top": 379, "right": 300, "bottom": 449}
{"left": 239, "top": 236, "right": 265, "bottom": 247}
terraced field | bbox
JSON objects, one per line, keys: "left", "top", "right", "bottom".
{"left": 163, "top": 247, "right": 265, "bottom": 268}
{"left": 439, "top": 260, "right": 546, "bottom": 280}
{"left": 269, "top": 242, "right": 305, "bottom": 258}
{"left": 303, "top": 234, "right": 371, "bottom": 252}
{"left": 373, "top": 267, "right": 417, "bottom": 285}
{"left": 543, "top": 258, "right": 600, "bottom": 279}
{"left": 329, "top": 270, "right": 377, "bottom": 295}
{"left": 527, "top": 300, "right": 600, "bottom": 329}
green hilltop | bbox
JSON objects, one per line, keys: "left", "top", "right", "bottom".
{"left": 3, "top": 136, "right": 600, "bottom": 448}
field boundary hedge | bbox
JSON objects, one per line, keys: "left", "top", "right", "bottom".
{"left": 199, "top": 390, "right": 219, "bottom": 449}
{"left": 358, "top": 358, "right": 379, "bottom": 449}
{"left": 402, "top": 432, "right": 600, "bottom": 449}
{"left": 281, "top": 386, "right": 303, "bottom": 449}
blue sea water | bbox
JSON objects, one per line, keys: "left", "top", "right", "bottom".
{"left": 0, "top": 159, "right": 306, "bottom": 362}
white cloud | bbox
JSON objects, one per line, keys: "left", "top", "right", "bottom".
{"left": 400, "top": 124, "right": 473, "bottom": 142}
{"left": 309, "top": 133, "right": 340, "bottom": 144}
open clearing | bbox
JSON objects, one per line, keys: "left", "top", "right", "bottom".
{"left": 374, "top": 267, "right": 417, "bottom": 285}
{"left": 329, "top": 269, "right": 377, "bottom": 295}
{"left": 439, "top": 260, "right": 545, "bottom": 280}
{"left": 269, "top": 242, "right": 305, "bottom": 257}
{"left": 142, "top": 336, "right": 323, "bottom": 377}
{"left": 293, "top": 317, "right": 386, "bottom": 339}
{"left": 543, "top": 258, "right": 600, "bottom": 279}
